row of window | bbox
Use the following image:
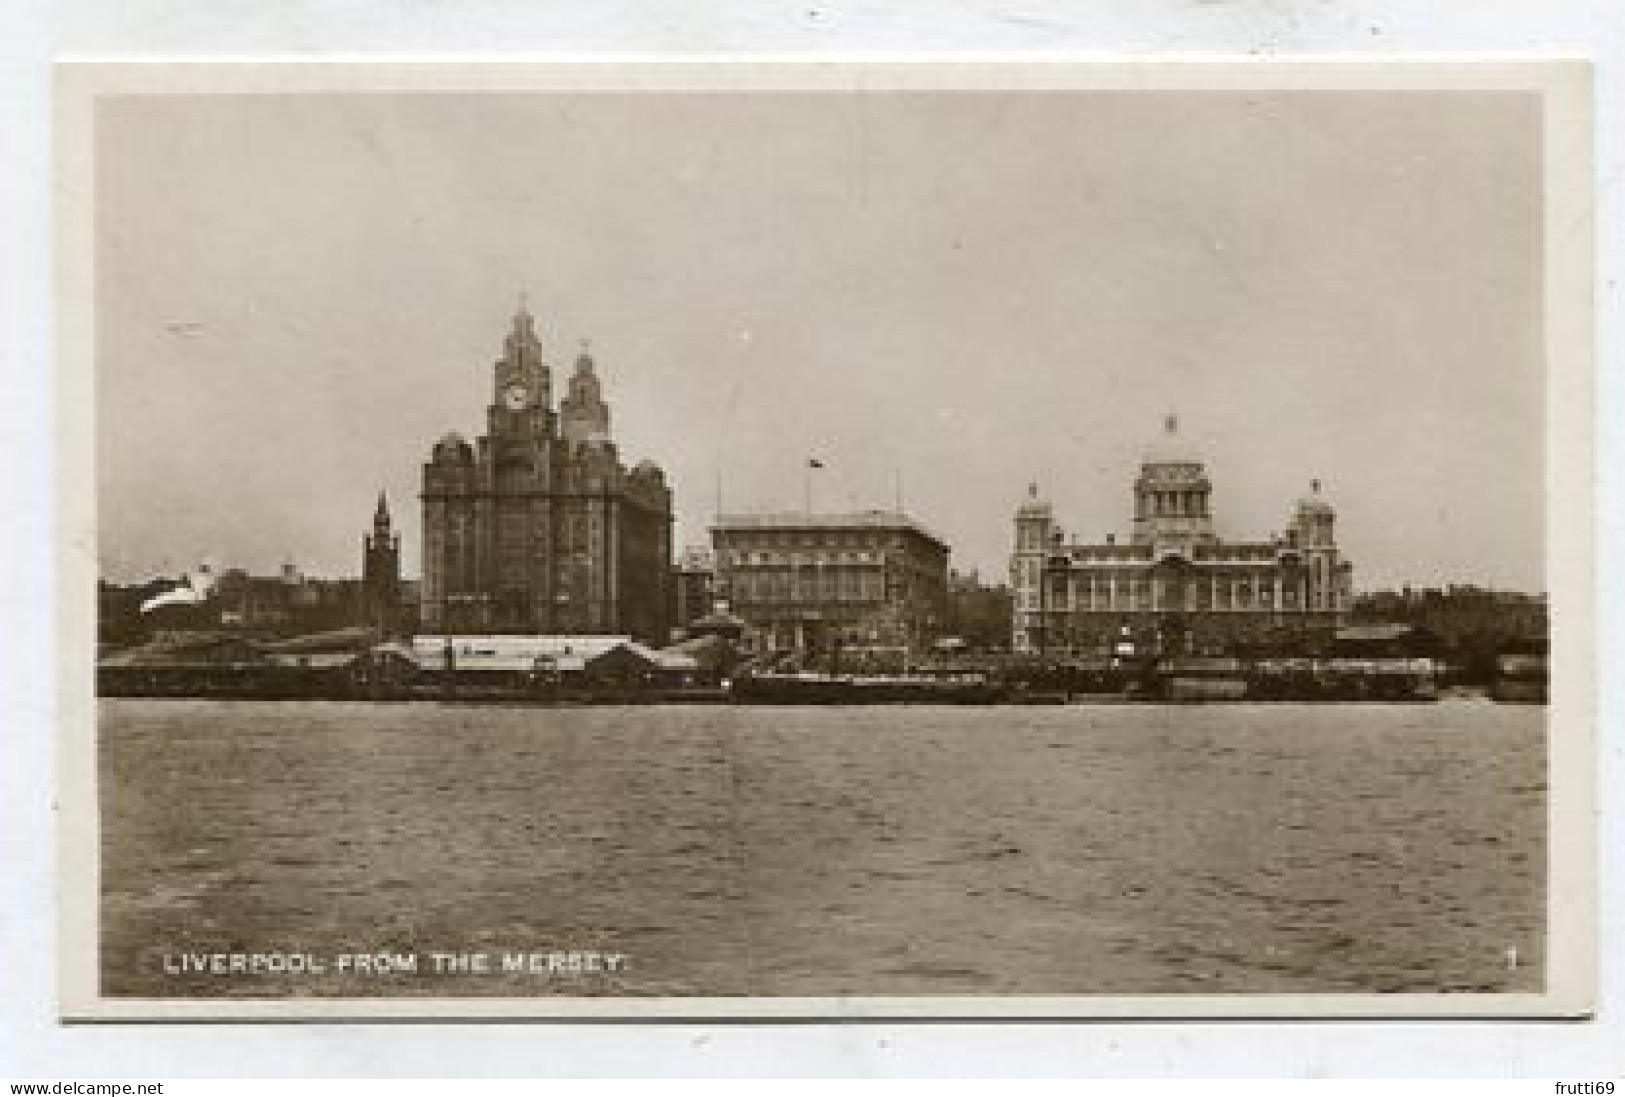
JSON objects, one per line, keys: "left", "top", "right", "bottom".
{"left": 1137, "top": 489, "right": 1209, "bottom": 517}
{"left": 753, "top": 621, "right": 908, "bottom": 647}
{"left": 729, "top": 570, "right": 888, "bottom": 603}
{"left": 1016, "top": 525, "right": 1049, "bottom": 551}
{"left": 1039, "top": 579, "right": 1349, "bottom": 612}
{"left": 724, "top": 550, "right": 887, "bottom": 567}
{"left": 1022, "top": 533, "right": 1338, "bottom": 562}
{"left": 1012, "top": 557, "right": 1043, "bottom": 588}
{"left": 721, "top": 531, "right": 908, "bottom": 551}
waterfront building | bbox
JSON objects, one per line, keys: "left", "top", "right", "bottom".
{"left": 406, "top": 634, "right": 698, "bottom": 687}
{"left": 419, "top": 307, "right": 673, "bottom": 642}
{"left": 944, "top": 570, "right": 1015, "bottom": 653}
{"left": 1011, "top": 417, "right": 1353, "bottom": 655}
{"left": 359, "top": 491, "right": 401, "bottom": 635}
{"left": 710, "top": 511, "right": 949, "bottom": 655}
{"left": 669, "top": 545, "right": 716, "bottom": 639}
{"left": 200, "top": 565, "right": 361, "bottom": 635}
{"left": 1353, "top": 585, "right": 1547, "bottom": 649}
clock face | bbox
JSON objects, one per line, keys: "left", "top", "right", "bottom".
{"left": 502, "top": 384, "right": 528, "bottom": 411}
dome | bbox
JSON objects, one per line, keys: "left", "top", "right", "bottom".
{"left": 432, "top": 431, "right": 473, "bottom": 463}
{"left": 1143, "top": 412, "right": 1199, "bottom": 465}
{"left": 1016, "top": 482, "right": 1051, "bottom": 516}
{"left": 1296, "top": 478, "right": 1335, "bottom": 515}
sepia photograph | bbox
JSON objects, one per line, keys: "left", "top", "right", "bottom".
{"left": 55, "top": 61, "right": 1594, "bottom": 1020}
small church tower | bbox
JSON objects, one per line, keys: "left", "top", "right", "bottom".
{"left": 361, "top": 491, "right": 401, "bottom": 635}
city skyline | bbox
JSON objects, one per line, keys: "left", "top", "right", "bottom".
{"left": 96, "top": 90, "right": 1544, "bottom": 592}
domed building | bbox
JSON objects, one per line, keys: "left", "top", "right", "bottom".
{"left": 1010, "top": 416, "right": 1353, "bottom": 656}
{"left": 419, "top": 306, "right": 673, "bottom": 641}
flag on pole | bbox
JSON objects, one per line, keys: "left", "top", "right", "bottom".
{"left": 803, "top": 458, "right": 822, "bottom": 515}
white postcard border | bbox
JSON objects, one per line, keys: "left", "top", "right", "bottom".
{"left": 55, "top": 57, "right": 1596, "bottom": 1023}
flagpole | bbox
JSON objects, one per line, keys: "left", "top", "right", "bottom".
{"left": 805, "top": 457, "right": 824, "bottom": 516}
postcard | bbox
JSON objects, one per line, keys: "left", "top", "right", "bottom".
{"left": 56, "top": 59, "right": 1594, "bottom": 1020}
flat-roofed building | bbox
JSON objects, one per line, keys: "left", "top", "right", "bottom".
{"left": 408, "top": 634, "right": 697, "bottom": 681}
{"left": 710, "top": 511, "right": 950, "bottom": 655}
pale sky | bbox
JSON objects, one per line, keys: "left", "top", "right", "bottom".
{"left": 95, "top": 90, "right": 1543, "bottom": 591}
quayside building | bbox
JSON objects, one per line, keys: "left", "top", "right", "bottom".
{"left": 711, "top": 511, "right": 950, "bottom": 656}
{"left": 1011, "top": 417, "right": 1353, "bottom": 656}
{"left": 420, "top": 306, "right": 673, "bottom": 643}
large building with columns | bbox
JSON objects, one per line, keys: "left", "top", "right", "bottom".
{"left": 1010, "top": 418, "right": 1353, "bottom": 656}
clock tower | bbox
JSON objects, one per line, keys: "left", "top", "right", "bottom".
{"left": 488, "top": 303, "right": 553, "bottom": 439}
{"left": 421, "top": 302, "right": 674, "bottom": 642}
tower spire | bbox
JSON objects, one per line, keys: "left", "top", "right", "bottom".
{"left": 561, "top": 337, "right": 610, "bottom": 445}
{"left": 362, "top": 490, "right": 400, "bottom": 636}
{"left": 509, "top": 291, "right": 537, "bottom": 345}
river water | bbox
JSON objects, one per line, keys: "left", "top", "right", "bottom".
{"left": 98, "top": 699, "right": 1545, "bottom": 998}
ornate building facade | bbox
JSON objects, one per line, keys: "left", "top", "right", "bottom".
{"left": 419, "top": 307, "right": 673, "bottom": 642}
{"left": 711, "top": 511, "right": 949, "bottom": 655}
{"left": 1011, "top": 418, "right": 1353, "bottom": 655}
